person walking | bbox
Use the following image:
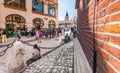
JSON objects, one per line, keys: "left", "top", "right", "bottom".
{"left": 73, "top": 27, "right": 77, "bottom": 38}
{"left": 27, "top": 27, "right": 32, "bottom": 37}
{"left": 13, "top": 27, "right": 18, "bottom": 38}
{"left": 36, "top": 29, "right": 41, "bottom": 43}
{"left": 18, "top": 30, "right": 21, "bottom": 38}
{"left": 44, "top": 28, "right": 49, "bottom": 39}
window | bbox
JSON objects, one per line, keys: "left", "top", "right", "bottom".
{"left": 5, "top": 14, "right": 26, "bottom": 31}
{"left": 48, "top": 20, "right": 55, "bottom": 28}
{"left": 48, "top": 5, "right": 55, "bottom": 16}
{"left": 33, "top": 18, "right": 44, "bottom": 28}
{"left": 4, "top": 0, "right": 26, "bottom": 8}
{"left": 32, "top": 0, "right": 44, "bottom": 13}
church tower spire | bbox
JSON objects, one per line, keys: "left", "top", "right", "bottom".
{"left": 65, "top": 11, "right": 69, "bottom": 21}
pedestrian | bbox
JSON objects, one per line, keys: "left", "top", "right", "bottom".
{"left": 36, "top": 29, "right": 41, "bottom": 43}
{"left": 73, "top": 27, "right": 77, "bottom": 38}
{"left": 52, "top": 28, "right": 55, "bottom": 38}
{"left": 38, "top": 28, "right": 42, "bottom": 39}
{"left": 18, "top": 30, "right": 21, "bottom": 38}
{"left": 49, "top": 28, "right": 52, "bottom": 38}
{"left": 56, "top": 28, "right": 59, "bottom": 37}
{"left": 16, "top": 34, "right": 21, "bottom": 41}
{"left": 27, "top": 27, "right": 32, "bottom": 37}
{"left": 32, "top": 44, "right": 41, "bottom": 60}
{"left": 0, "top": 28, "right": 2, "bottom": 43}
{"left": 64, "top": 33, "right": 71, "bottom": 43}
{"left": 44, "top": 28, "right": 49, "bottom": 39}
{"left": 61, "top": 28, "right": 65, "bottom": 35}
{"left": 2, "top": 29, "right": 7, "bottom": 43}
{"left": 71, "top": 27, "right": 74, "bottom": 33}
{"left": 13, "top": 27, "right": 18, "bottom": 38}
{"left": 55, "top": 28, "right": 58, "bottom": 38}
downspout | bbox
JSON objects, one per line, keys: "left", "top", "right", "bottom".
{"left": 93, "top": 0, "right": 97, "bottom": 73}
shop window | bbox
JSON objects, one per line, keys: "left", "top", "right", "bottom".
{"left": 48, "top": 20, "right": 55, "bottom": 28}
{"left": 48, "top": 5, "right": 55, "bottom": 16}
{"left": 32, "top": 0, "right": 44, "bottom": 13}
{"left": 33, "top": 18, "right": 44, "bottom": 28}
{"left": 5, "top": 14, "right": 26, "bottom": 36}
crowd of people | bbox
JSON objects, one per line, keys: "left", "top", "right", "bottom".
{"left": 0, "top": 27, "right": 59, "bottom": 43}
{"left": 34, "top": 28, "right": 59, "bottom": 40}
{"left": 18, "top": 27, "right": 72, "bottom": 41}
{"left": 0, "top": 26, "right": 78, "bottom": 44}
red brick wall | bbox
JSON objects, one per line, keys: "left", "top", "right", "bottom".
{"left": 76, "top": 0, "right": 120, "bottom": 73}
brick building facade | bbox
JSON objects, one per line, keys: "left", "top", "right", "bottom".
{"left": 76, "top": 0, "right": 120, "bottom": 73}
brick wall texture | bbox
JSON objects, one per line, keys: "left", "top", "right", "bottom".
{"left": 76, "top": 0, "right": 120, "bottom": 73}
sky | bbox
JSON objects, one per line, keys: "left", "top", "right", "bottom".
{"left": 58, "top": 0, "right": 77, "bottom": 21}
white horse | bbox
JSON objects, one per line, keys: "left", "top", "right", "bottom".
{"left": 7, "top": 41, "right": 26, "bottom": 73}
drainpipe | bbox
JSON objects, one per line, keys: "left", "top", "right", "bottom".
{"left": 93, "top": 0, "right": 97, "bottom": 73}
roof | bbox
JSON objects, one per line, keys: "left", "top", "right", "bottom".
{"left": 66, "top": 11, "right": 69, "bottom": 17}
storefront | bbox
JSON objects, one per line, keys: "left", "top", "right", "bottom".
{"left": 0, "top": 0, "right": 58, "bottom": 36}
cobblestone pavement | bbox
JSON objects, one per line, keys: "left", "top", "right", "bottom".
{"left": 23, "top": 42, "right": 74, "bottom": 73}
{"left": 0, "top": 36, "right": 63, "bottom": 73}
{"left": 0, "top": 44, "right": 53, "bottom": 73}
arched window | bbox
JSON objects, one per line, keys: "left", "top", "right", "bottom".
{"left": 5, "top": 14, "right": 26, "bottom": 31}
{"left": 48, "top": 5, "right": 55, "bottom": 16}
{"left": 33, "top": 18, "right": 44, "bottom": 29}
{"left": 32, "top": 0, "right": 44, "bottom": 13}
{"left": 48, "top": 20, "right": 56, "bottom": 28}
